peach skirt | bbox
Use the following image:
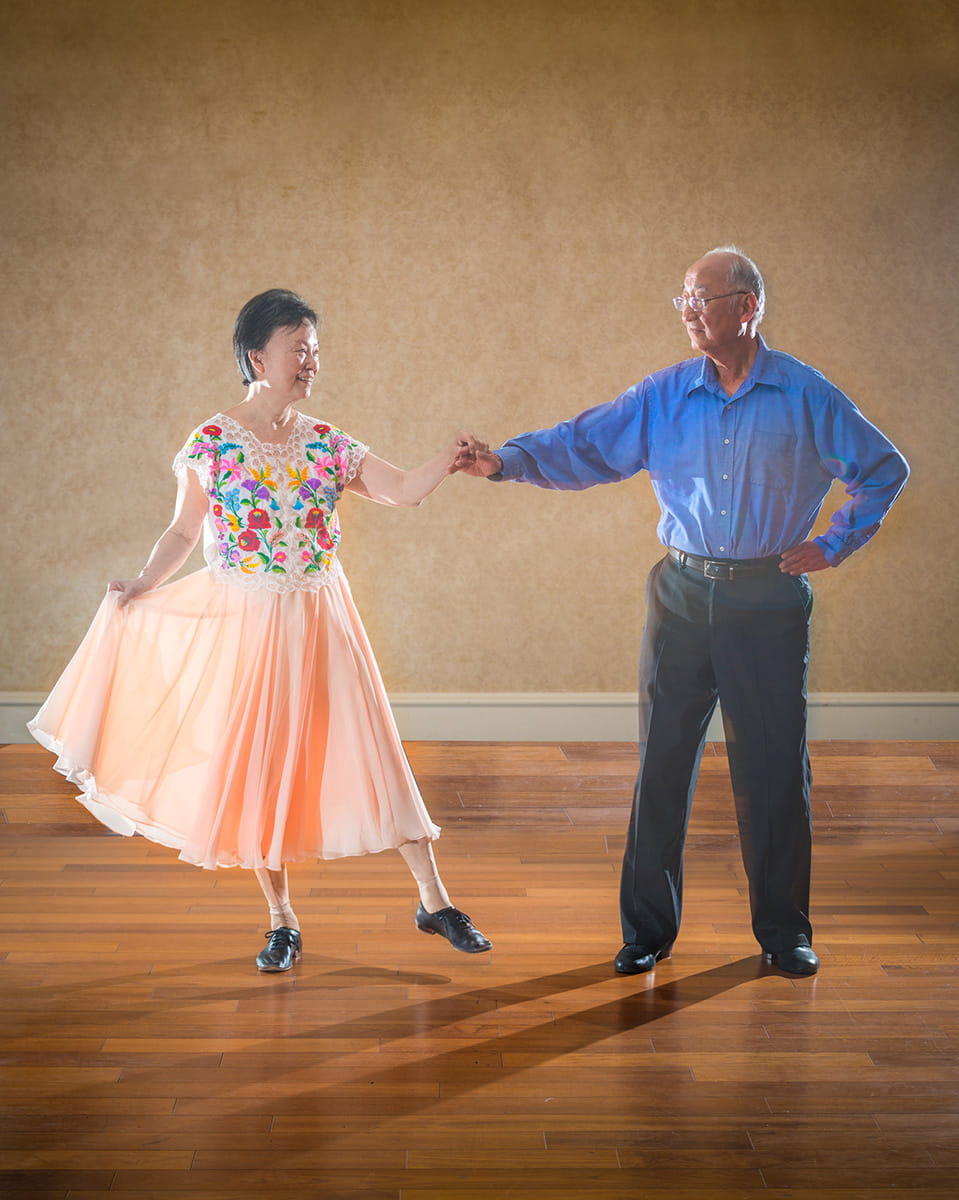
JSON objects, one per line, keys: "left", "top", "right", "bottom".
{"left": 28, "top": 569, "right": 439, "bottom": 869}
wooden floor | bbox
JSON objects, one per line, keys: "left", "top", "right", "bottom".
{"left": 0, "top": 740, "right": 957, "bottom": 1199}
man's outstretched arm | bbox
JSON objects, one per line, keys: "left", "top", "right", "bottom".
{"left": 450, "top": 387, "right": 647, "bottom": 491}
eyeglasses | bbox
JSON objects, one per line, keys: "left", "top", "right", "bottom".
{"left": 671, "top": 291, "right": 749, "bottom": 313}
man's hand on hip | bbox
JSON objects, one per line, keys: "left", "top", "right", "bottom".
{"left": 779, "top": 541, "right": 831, "bottom": 574}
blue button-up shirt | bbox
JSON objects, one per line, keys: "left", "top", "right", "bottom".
{"left": 495, "top": 337, "right": 909, "bottom": 565}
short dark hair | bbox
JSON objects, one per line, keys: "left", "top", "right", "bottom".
{"left": 233, "top": 289, "right": 318, "bottom": 385}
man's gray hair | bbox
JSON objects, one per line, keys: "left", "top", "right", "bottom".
{"left": 706, "top": 245, "right": 765, "bottom": 332}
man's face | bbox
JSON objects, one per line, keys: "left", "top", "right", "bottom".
{"left": 678, "top": 255, "right": 752, "bottom": 357}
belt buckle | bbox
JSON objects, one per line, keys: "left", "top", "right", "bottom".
{"left": 703, "top": 559, "right": 732, "bottom": 581}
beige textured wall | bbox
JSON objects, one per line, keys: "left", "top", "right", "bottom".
{"left": 3, "top": 0, "right": 957, "bottom": 694}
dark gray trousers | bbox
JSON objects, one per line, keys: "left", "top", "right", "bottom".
{"left": 620, "top": 554, "right": 814, "bottom": 954}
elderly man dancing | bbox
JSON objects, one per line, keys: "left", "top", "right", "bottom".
{"left": 457, "top": 246, "right": 908, "bottom": 976}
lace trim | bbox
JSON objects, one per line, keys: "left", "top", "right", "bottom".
{"left": 171, "top": 444, "right": 202, "bottom": 484}
{"left": 207, "top": 552, "right": 346, "bottom": 594}
{"left": 342, "top": 439, "right": 366, "bottom": 488}
{"left": 171, "top": 413, "right": 368, "bottom": 489}
{"left": 207, "top": 412, "right": 367, "bottom": 484}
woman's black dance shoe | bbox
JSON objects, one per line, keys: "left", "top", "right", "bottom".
{"left": 415, "top": 904, "right": 492, "bottom": 953}
{"left": 255, "top": 927, "right": 302, "bottom": 972}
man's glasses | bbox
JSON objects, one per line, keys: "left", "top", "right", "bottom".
{"left": 672, "top": 291, "right": 749, "bottom": 313}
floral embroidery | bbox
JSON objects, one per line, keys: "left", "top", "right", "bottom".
{"left": 286, "top": 429, "right": 357, "bottom": 573}
{"left": 175, "top": 414, "right": 367, "bottom": 591}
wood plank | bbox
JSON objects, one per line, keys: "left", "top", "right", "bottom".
{"left": 0, "top": 738, "right": 956, "bottom": 1198}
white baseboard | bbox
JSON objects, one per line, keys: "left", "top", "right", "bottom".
{"left": 387, "top": 691, "right": 959, "bottom": 741}
{"left": 5, "top": 690, "right": 957, "bottom": 744}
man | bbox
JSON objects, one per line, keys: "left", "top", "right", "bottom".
{"left": 458, "top": 246, "right": 909, "bottom": 976}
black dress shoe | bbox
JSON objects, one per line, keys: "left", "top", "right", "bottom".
{"left": 763, "top": 945, "right": 819, "bottom": 975}
{"left": 256, "top": 927, "right": 302, "bottom": 972}
{"left": 614, "top": 944, "right": 671, "bottom": 975}
{"left": 415, "top": 904, "right": 492, "bottom": 953}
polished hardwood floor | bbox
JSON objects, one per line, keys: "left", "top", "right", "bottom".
{"left": 0, "top": 738, "right": 957, "bottom": 1199}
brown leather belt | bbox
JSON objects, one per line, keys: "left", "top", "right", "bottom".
{"left": 668, "top": 547, "right": 783, "bottom": 581}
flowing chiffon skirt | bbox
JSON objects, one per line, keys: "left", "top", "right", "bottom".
{"left": 28, "top": 569, "right": 439, "bottom": 869}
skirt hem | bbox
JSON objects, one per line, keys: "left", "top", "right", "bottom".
{"left": 27, "top": 719, "right": 440, "bottom": 872}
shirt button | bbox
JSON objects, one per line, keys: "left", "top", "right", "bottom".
{"left": 723, "top": 439, "right": 730, "bottom": 445}
{"left": 721, "top": 510, "right": 727, "bottom": 515}
{"left": 722, "top": 474, "right": 728, "bottom": 480}
{"left": 719, "top": 546, "right": 726, "bottom": 552}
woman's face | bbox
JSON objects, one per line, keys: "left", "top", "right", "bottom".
{"left": 248, "top": 320, "right": 319, "bottom": 401}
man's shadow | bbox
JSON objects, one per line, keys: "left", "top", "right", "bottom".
{"left": 7, "top": 950, "right": 766, "bottom": 1168}
{"left": 235, "top": 955, "right": 766, "bottom": 1127}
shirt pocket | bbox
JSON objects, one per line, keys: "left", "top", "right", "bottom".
{"left": 744, "top": 429, "right": 795, "bottom": 490}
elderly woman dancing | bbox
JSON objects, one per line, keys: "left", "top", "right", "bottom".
{"left": 29, "top": 288, "right": 491, "bottom": 971}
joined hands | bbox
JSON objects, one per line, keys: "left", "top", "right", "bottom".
{"left": 451, "top": 433, "right": 502, "bottom": 478}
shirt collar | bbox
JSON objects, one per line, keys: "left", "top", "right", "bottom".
{"left": 691, "top": 334, "right": 779, "bottom": 399}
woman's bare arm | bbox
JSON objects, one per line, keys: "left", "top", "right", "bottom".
{"left": 345, "top": 437, "right": 472, "bottom": 507}
{"left": 108, "top": 468, "right": 209, "bottom": 607}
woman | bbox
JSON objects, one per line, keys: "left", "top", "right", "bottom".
{"left": 28, "top": 288, "right": 491, "bottom": 972}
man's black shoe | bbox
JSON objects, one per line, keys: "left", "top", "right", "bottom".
{"left": 763, "top": 946, "right": 819, "bottom": 975}
{"left": 614, "top": 944, "right": 671, "bottom": 975}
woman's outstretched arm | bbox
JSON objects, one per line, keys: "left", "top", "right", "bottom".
{"left": 345, "top": 435, "right": 474, "bottom": 507}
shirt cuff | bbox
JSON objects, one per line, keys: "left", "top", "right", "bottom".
{"left": 489, "top": 444, "right": 523, "bottom": 481}
{"left": 813, "top": 534, "right": 848, "bottom": 567}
